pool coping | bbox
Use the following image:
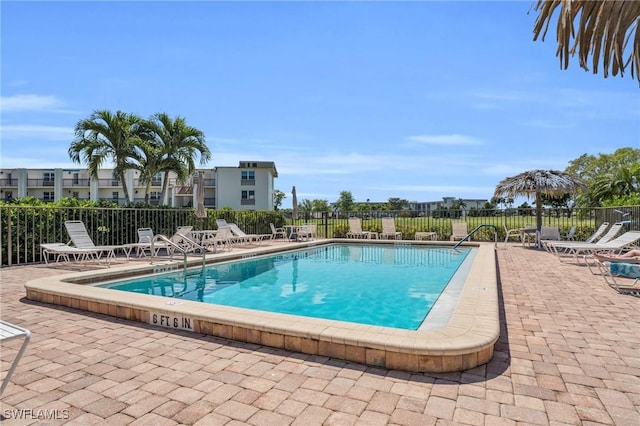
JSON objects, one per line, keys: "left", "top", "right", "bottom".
{"left": 24, "top": 239, "right": 499, "bottom": 372}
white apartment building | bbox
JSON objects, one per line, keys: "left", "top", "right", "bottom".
{"left": 0, "top": 161, "right": 278, "bottom": 210}
{"left": 409, "top": 197, "right": 489, "bottom": 215}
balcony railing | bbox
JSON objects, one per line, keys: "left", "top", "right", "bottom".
{"left": 133, "top": 180, "right": 162, "bottom": 187}
{"left": 0, "top": 179, "right": 18, "bottom": 187}
{"left": 97, "top": 179, "right": 121, "bottom": 187}
{"left": 241, "top": 199, "right": 256, "bottom": 205}
{"left": 204, "top": 198, "right": 216, "bottom": 206}
{"left": 26, "top": 179, "right": 55, "bottom": 187}
{"left": 203, "top": 179, "right": 216, "bottom": 186}
{"left": 62, "top": 179, "right": 91, "bottom": 186}
{"left": 241, "top": 179, "right": 255, "bottom": 186}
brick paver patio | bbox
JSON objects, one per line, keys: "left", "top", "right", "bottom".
{"left": 1, "top": 244, "right": 638, "bottom": 425}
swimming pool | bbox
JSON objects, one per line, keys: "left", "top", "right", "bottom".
{"left": 99, "top": 244, "right": 472, "bottom": 330}
{"left": 25, "top": 239, "right": 499, "bottom": 372}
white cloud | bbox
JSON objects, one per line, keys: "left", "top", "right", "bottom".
{"left": 0, "top": 94, "right": 66, "bottom": 112}
{"left": 407, "top": 134, "right": 483, "bottom": 146}
{"left": 0, "top": 125, "right": 74, "bottom": 141}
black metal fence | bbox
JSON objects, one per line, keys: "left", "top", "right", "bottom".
{"left": 1, "top": 205, "right": 638, "bottom": 267}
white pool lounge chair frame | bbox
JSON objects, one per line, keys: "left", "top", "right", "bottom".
{"left": 64, "top": 220, "right": 126, "bottom": 262}
{"left": 380, "top": 218, "right": 402, "bottom": 240}
{"left": 546, "top": 231, "right": 640, "bottom": 263}
{"left": 0, "top": 321, "right": 31, "bottom": 397}
{"left": 346, "top": 218, "right": 377, "bottom": 239}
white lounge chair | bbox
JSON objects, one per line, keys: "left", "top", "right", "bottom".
{"left": 380, "top": 218, "right": 402, "bottom": 240}
{"left": 547, "top": 231, "right": 640, "bottom": 263}
{"left": 228, "top": 223, "right": 271, "bottom": 245}
{"left": 201, "top": 226, "right": 233, "bottom": 252}
{"left": 297, "top": 223, "right": 317, "bottom": 241}
{"left": 270, "top": 223, "right": 287, "bottom": 240}
{"left": 40, "top": 243, "right": 100, "bottom": 265}
{"left": 600, "top": 262, "right": 640, "bottom": 296}
{"left": 64, "top": 220, "right": 127, "bottom": 263}
{"left": 450, "top": 222, "right": 468, "bottom": 241}
{"left": 346, "top": 218, "right": 377, "bottom": 239}
{"left": 0, "top": 321, "right": 31, "bottom": 397}
{"left": 124, "top": 228, "right": 171, "bottom": 258}
{"left": 543, "top": 222, "right": 622, "bottom": 253}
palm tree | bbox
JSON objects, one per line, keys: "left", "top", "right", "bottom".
{"left": 533, "top": 0, "right": 640, "bottom": 81}
{"left": 69, "top": 110, "right": 145, "bottom": 203}
{"left": 146, "top": 113, "right": 211, "bottom": 203}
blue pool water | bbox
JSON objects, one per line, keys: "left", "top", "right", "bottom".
{"left": 101, "top": 244, "right": 471, "bottom": 330}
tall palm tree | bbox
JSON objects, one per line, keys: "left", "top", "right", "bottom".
{"left": 146, "top": 113, "right": 211, "bottom": 203}
{"left": 533, "top": 0, "right": 640, "bottom": 82}
{"left": 69, "top": 110, "right": 145, "bottom": 203}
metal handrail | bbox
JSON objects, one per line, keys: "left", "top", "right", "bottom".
{"left": 453, "top": 224, "right": 498, "bottom": 249}
{"left": 150, "top": 234, "right": 207, "bottom": 275}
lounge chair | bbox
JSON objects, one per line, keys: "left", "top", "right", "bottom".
{"left": 380, "top": 218, "right": 402, "bottom": 240}
{"left": 546, "top": 230, "right": 640, "bottom": 263}
{"left": 297, "top": 223, "right": 317, "bottom": 241}
{"left": 0, "top": 321, "right": 31, "bottom": 397}
{"left": 562, "top": 226, "right": 577, "bottom": 241}
{"left": 346, "top": 218, "right": 377, "bottom": 239}
{"left": 270, "top": 223, "right": 287, "bottom": 240}
{"left": 125, "top": 228, "right": 171, "bottom": 258}
{"left": 40, "top": 243, "right": 100, "bottom": 265}
{"left": 450, "top": 222, "right": 469, "bottom": 241}
{"left": 543, "top": 222, "right": 622, "bottom": 253}
{"left": 64, "top": 220, "right": 127, "bottom": 263}
{"left": 503, "top": 223, "right": 523, "bottom": 243}
{"left": 600, "top": 262, "right": 640, "bottom": 296}
{"left": 201, "top": 226, "right": 233, "bottom": 252}
{"left": 228, "top": 223, "right": 271, "bottom": 245}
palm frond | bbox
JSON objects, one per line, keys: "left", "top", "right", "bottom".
{"left": 533, "top": 0, "right": 640, "bottom": 82}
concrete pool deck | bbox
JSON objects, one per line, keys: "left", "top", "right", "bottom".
{"left": 23, "top": 240, "right": 498, "bottom": 374}
{"left": 1, "top": 242, "right": 639, "bottom": 425}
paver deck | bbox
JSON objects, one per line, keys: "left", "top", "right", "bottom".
{"left": 1, "top": 244, "right": 639, "bottom": 425}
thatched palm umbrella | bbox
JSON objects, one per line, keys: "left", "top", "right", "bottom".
{"left": 494, "top": 170, "right": 586, "bottom": 247}
{"left": 533, "top": 0, "right": 640, "bottom": 82}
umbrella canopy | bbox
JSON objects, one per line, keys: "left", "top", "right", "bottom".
{"left": 291, "top": 186, "right": 298, "bottom": 221}
{"left": 494, "top": 170, "right": 586, "bottom": 247}
{"left": 194, "top": 174, "right": 207, "bottom": 219}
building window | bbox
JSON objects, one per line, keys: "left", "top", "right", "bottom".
{"left": 4, "top": 191, "right": 13, "bottom": 201}
{"left": 112, "top": 192, "right": 119, "bottom": 200}
{"left": 43, "top": 172, "right": 54, "bottom": 186}
{"left": 72, "top": 173, "right": 79, "bottom": 185}
{"left": 241, "top": 170, "right": 255, "bottom": 185}
{"left": 241, "top": 190, "right": 255, "bottom": 200}
{"left": 43, "top": 191, "right": 54, "bottom": 201}
{"left": 151, "top": 173, "right": 162, "bottom": 186}
{"left": 150, "top": 191, "right": 161, "bottom": 200}
{"left": 111, "top": 173, "right": 120, "bottom": 186}
{"left": 72, "top": 191, "right": 79, "bottom": 199}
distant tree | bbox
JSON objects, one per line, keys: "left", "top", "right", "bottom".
{"left": 299, "top": 199, "right": 313, "bottom": 213}
{"left": 540, "top": 193, "right": 574, "bottom": 218}
{"left": 311, "top": 199, "right": 330, "bottom": 212}
{"left": 387, "top": 197, "right": 409, "bottom": 211}
{"left": 273, "top": 189, "right": 286, "bottom": 210}
{"left": 69, "top": 110, "right": 146, "bottom": 203}
{"left": 335, "top": 191, "right": 356, "bottom": 214}
{"left": 590, "top": 164, "right": 640, "bottom": 206}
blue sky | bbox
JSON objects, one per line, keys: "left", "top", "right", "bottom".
{"left": 1, "top": 1, "right": 638, "bottom": 205}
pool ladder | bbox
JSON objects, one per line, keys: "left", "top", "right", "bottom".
{"left": 452, "top": 224, "right": 498, "bottom": 250}
{"left": 150, "top": 234, "right": 207, "bottom": 276}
